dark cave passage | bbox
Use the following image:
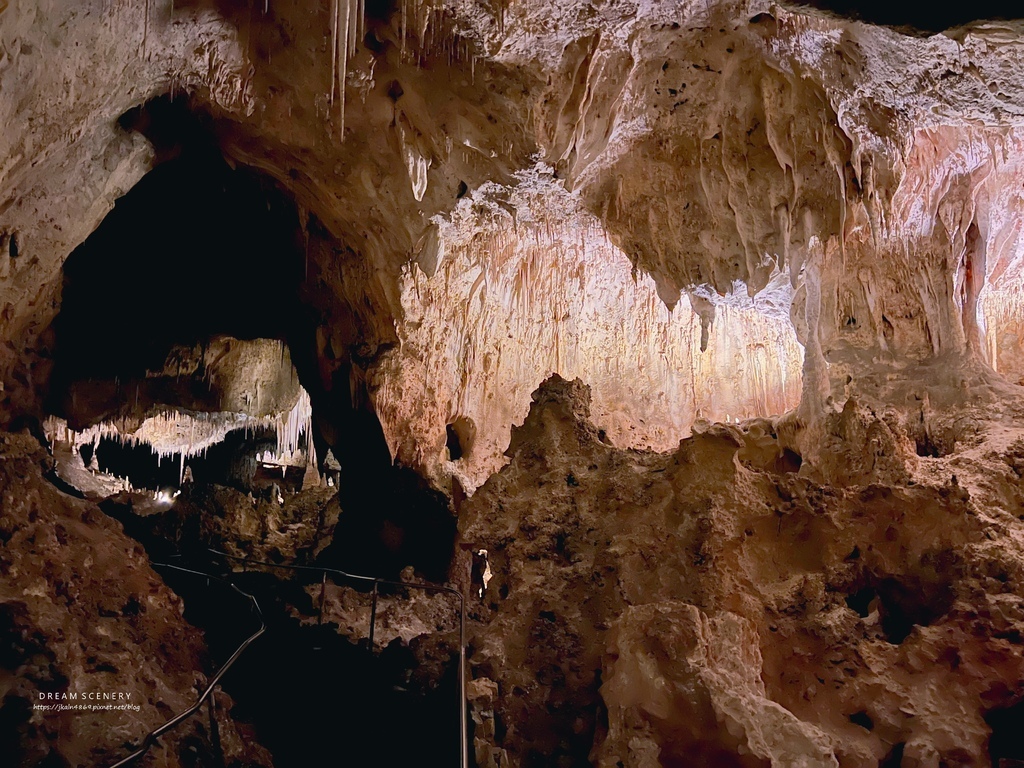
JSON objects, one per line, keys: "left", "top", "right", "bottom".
{"left": 790, "top": 0, "right": 1024, "bottom": 32}
{"left": 47, "top": 97, "right": 308, "bottom": 425}
{"left": 45, "top": 94, "right": 459, "bottom": 583}
{"left": 89, "top": 427, "right": 280, "bottom": 494}
{"left": 38, "top": 95, "right": 464, "bottom": 767}
{"left": 987, "top": 698, "right": 1024, "bottom": 764}
{"left": 323, "top": 462, "right": 457, "bottom": 584}
{"left": 150, "top": 562, "right": 463, "bottom": 768}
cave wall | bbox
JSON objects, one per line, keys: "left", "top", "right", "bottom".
{"left": 0, "top": 0, "right": 254, "bottom": 425}
{"left": 461, "top": 375, "right": 1024, "bottom": 767}
{"left": 4, "top": 1, "right": 1024, "bottom": 466}
{"left": 0, "top": 432, "right": 271, "bottom": 767}
{"left": 371, "top": 172, "right": 803, "bottom": 490}
{"left": 6, "top": 1, "right": 1024, "bottom": 476}
{"left": 4, "top": 0, "right": 1024, "bottom": 766}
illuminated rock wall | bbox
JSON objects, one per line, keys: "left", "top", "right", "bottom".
{"left": 372, "top": 176, "right": 803, "bottom": 488}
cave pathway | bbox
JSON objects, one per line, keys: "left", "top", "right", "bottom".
{"left": 107, "top": 549, "right": 467, "bottom": 768}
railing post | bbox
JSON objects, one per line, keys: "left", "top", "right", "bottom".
{"left": 208, "top": 688, "right": 223, "bottom": 765}
{"left": 368, "top": 581, "right": 379, "bottom": 650}
{"left": 195, "top": 550, "right": 469, "bottom": 768}
{"left": 459, "top": 591, "right": 468, "bottom": 768}
{"left": 318, "top": 571, "right": 327, "bottom": 626}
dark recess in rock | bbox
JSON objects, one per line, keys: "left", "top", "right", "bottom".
{"left": 790, "top": 0, "right": 1023, "bottom": 32}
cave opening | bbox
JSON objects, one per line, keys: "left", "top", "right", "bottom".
{"left": 91, "top": 436, "right": 187, "bottom": 492}
{"left": 36, "top": 95, "right": 462, "bottom": 767}
{"left": 445, "top": 416, "right": 476, "bottom": 462}
{"left": 880, "top": 742, "right": 905, "bottom": 768}
{"left": 47, "top": 98, "right": 307, "bottom": 412}
{"left": 43, "top": 96, "right": 455, "bottom": 576}
{"left": 90, "top": 425, "right": 282, "bottom": 494}
{"left": 446, "top": 423, "right": 465, "bottom": 461}
{"left": 845, "top": 570, "right": 956, "bottom": 645}
{"left": 42, "top": 96, "right": 320, "bottom": 508}
{"left": 987, "top": 698, "right": 1024, "bottom": 764}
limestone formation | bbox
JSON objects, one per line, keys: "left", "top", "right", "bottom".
{"left": 3, "top": 0, "right": 1024, "bottom": 765}
{"left": 461, "top": 375, "right": 1024, "bottom": 767}
{"left": 0, "top": 432, "right": 272, "bottom": 767}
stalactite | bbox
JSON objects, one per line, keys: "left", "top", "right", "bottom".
{"left": 43, "top": 386, "right": 314, "bottom": 478}
{"left": 376, "top": 171, "right": 804, "bottom": 489}
{"left": 142, "top": 0, "right": 150, "bottom": 58}
{"left": 327, "top": 0, "right": 362, "bottom": 138}
{"left": 401, "top": 0, "right": 408, "bottom": 60}
{"left": 329, "top": 0, "right": 338, "bottom": 100}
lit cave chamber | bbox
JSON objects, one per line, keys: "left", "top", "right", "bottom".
{"left": 4, "top": 1, "right": 1024, "bottom": 767}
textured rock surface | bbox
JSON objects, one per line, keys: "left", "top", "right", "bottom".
{"left": 6, "top": 0, "right": 1024, "bottom": 765}
{"left": 102, "top": 482, "right": 340, "bottom": 565}
{"left": 0, "top": 432, "right": 271, "bottom": 767}
{"left": 55, "top": 337, "right": 307, "bottom": 431}
{"left": 461, "top": 376, "right": 1024, "bottom": 766}
{"left": 373, "top": 173, "right": 803, "bottom": 490}
{"left": 303, "top": 577, "right": 459, "bottom": 650}
{"left": 44, "top": 338, "right": 313, "bottom": 473}
{"left": 8, "top": 1, "right": 1024, "bottom": 481}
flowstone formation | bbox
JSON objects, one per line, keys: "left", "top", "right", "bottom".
{"left": 5, "top": 0, "right": 1024, "bottom": 487}
{"left": 373, "top": 171, "right": 803, "bottom": 492}
{"left": 461, "top": 375, "right": 1024, "bottom": 767}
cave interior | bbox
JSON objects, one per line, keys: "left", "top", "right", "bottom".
{"left": 5, "top": 0, "right": 1024, "bottom": 767}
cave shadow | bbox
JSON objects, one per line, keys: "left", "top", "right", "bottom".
{"left": 987, "top": 698, "right": 1024, "bottom": 765}
{"left": 47, "top": 97, "right": 307, "bottom": 419}
{"left": 790, "top": 0, "right": 1023, "bottom": 33}
{"left": 46, "top": 94, "right": 457, "bottom": 583}
{"left": 156, "top": 565, "right": 461, "bottom": 768}
{"left": 312, "top": 360, "right": 457, "bottom": 584}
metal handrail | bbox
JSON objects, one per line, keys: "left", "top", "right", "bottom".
{"left": 106, "top": 551, "right": 468, "bottom": 768}
{"left": 109, "top": 562, "right": 266, "bottom": 768}
{"left": 207, "top": 549, "right": 468, "bottom": 768}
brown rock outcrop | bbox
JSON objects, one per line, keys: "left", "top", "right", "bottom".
{"left": 460, "top": 375, "right": 1024, "bottom": 766}
{"left": 0, "top": 432, "right": 271, "bottom": 767}
{"left": 7, "top": 1, "right": 1024, "bottom": 765}
{"left": 101, "top": 481, "right": 339, "bottom": 566}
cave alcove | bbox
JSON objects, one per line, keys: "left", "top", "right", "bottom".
{"left": 46, "top": 96, "right": 308, "bottom": 425}
{"left": 44, "top": 95, "right": 457, "bottom": 585}
{"left": 32, "top": 93, "right": 465, "bottom": 768}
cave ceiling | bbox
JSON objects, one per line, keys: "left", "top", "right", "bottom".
{"left": 3, "top": 0, "right": 1024, "bottom": 486}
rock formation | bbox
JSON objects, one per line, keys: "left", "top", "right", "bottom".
{"left": 3, "top": 0, "right": 1024, "bottom": 765}
{"left": 0, "top": 432, "right": 272, "bottom": 767}
{"left": 461, "top": 375, "right": 1024, "bottom": 767}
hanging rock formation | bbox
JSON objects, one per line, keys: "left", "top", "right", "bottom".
{"left": 3, "top": 0, "right": 1024, "bottom": 765}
